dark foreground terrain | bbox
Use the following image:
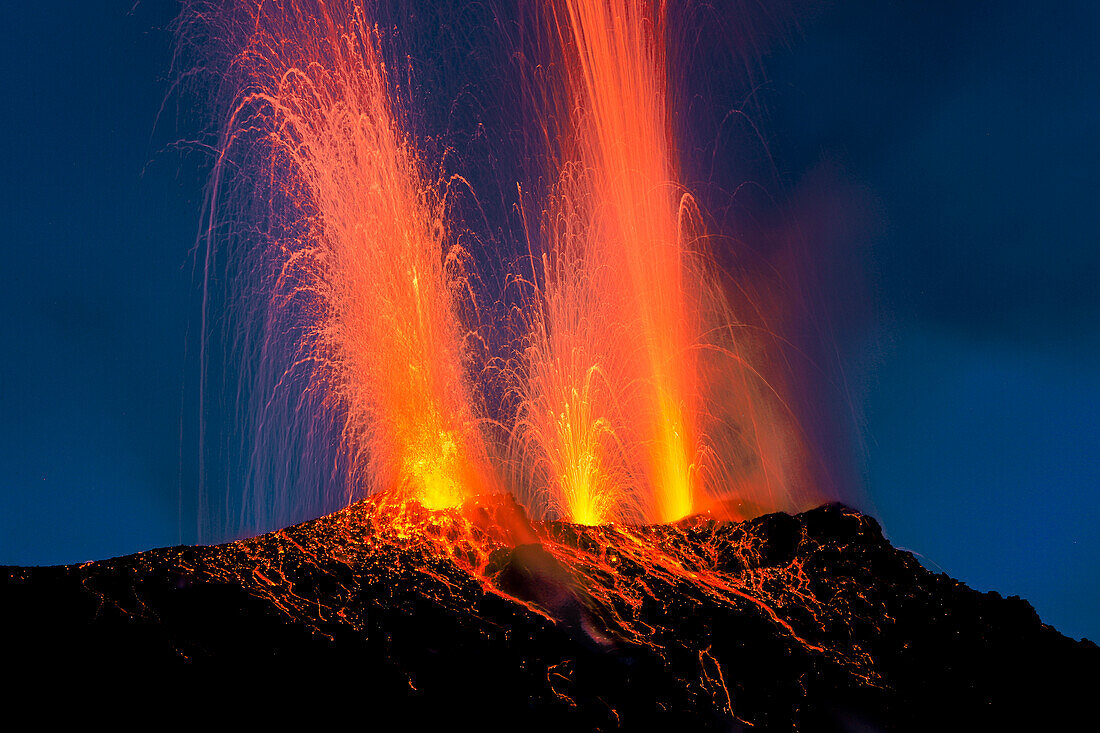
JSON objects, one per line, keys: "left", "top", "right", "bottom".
{"left": 2, "top": 497, "right": 1094, "bottom": 729}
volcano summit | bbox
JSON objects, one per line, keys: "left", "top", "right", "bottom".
{"left": 3, "top": 495, "right": 1093, "bottom": 729}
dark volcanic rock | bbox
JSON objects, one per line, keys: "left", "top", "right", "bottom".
{"left": 1, "top": 501, "right": 1094, "bottom": 730}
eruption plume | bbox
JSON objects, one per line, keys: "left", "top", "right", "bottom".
{"left": 197, "top": 0, "right": 496, "bottom": 537}
{"left": 554, "top": 0, "right": 699, "bottom": 525}
{"left": 193, "top": 0, "right": 819, "bottom": 538}
{"left": 512, "top": 0, "right": 811, "bottom": 525}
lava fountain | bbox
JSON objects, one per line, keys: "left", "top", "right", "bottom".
{"left": 512, "top": 0, "right": 808, "bottom": 525}
{"left": 551, "top": 0, "right": 699, "bottom": 525}
{"left": 193, "top": 0, "right": 818, "bottom": 538}
{"left": 197, "top": 0, "right": 496, "bottom": 537}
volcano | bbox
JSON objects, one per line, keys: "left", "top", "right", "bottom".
{"left": 2, "top": 496, "right": 1093, "bottom": 729}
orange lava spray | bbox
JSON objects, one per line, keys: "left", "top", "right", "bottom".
{"left": 509, "top": 166, "right": 643, "bottom": 525}
{"left": 510, "top": 0, "right": 700, "bottom": 525}
{"left": 553, "top": 0, "right": 699, "bottom": 524}
{"left": 511, "top": 0, "right": 816, "bottom": 525}
{"left": 198, "top": 1, "right": 496, "bottom": 535}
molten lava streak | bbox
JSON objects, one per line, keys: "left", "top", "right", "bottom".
{"left": 203, "top": 0, "right": 495, "bottom": 530}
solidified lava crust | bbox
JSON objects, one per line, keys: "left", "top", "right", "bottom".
{"left": 2, "top": 498, "right": 1094, "bottom": 730}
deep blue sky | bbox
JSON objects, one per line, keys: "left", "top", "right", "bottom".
{"left": 1, "top": 2, "right": 1096, "bottom": 641}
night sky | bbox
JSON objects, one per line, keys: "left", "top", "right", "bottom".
{"left": 1, "top": 1, "right": 1096, "bottom": 641}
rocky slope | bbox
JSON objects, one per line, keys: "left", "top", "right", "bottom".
{"left": 2, "top": 496, "right": 1094, "bottom": 729}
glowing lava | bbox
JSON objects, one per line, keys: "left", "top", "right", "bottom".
{"left": 512, "top": 0, "right": 704, "bottom": 524}
{"left": 550, "top": 0, "right": 702, "bottom": 524}
{"left": 510, "top": 0, "right": 817, "bottom": 526}
{"left": 196, "top": 0, "right": 818, "bottom": 538}
{"left": 200, "top": 0, "right": 495, "bottom": 533}
{"left": 174, "top": 5, "right": 858, "bottom": 718}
